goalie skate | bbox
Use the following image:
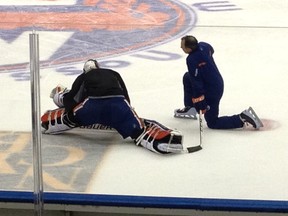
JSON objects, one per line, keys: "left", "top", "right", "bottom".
{"left": 240, "top": 107, "right": 263, "bottom": 129}
{"left": 174, "top": 107, "right": 197, "bottom": 119}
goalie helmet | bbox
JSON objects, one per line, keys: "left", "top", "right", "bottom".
{"left": 83, "top": 59, "right": 99, "bottom": 73}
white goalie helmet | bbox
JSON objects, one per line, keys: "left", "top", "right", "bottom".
{"left": 83, "top": 59, "right": 99, "bottom": 73}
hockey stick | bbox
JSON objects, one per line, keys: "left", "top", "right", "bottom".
{"left": 185, "top": 110, "right": 203, "bottom": 153}
{"left": 199, "top": 110, "right": 203, "bottom": 147}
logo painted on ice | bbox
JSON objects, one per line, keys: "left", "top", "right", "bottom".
{"left": 0, "top": 0, "right": 196, "bottom": 74}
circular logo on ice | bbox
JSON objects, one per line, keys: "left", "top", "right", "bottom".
{"left": 0, "top": 0, "right": 196, "bottom": 76}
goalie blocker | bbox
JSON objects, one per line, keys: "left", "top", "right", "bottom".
{"left": 41, "top": 108, "right": 184, "bottom": 154}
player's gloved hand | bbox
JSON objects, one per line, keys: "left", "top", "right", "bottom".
{"left": 192, "top": 95, "right": 208, "bottom": 114}
{"left": 50, "top": 84, "right": 68, "bottom": 98}
{"left": 50, "top": 84, "right": 70, "bottom": 108}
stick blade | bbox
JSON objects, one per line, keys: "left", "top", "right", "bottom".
{"left": 187, "top": 145, "right": 202, "bottom": 153}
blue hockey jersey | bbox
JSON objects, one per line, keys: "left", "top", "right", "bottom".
{"left": 186, "top": 42, "right": 224, "bottom": 101}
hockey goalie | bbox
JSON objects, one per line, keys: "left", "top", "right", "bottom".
{"left": 41, "top": 59, "right": 183, "bottom": 154}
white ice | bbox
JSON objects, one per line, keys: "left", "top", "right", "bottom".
{"left": 0, "top": 0, "right": 288, "bottom": 203}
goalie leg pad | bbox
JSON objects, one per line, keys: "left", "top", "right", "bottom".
{"left": 135, "top": 121, "right": 183, "bottom": 154}
{"left": 41, "top": 108, "right": 77, "bottom": 134}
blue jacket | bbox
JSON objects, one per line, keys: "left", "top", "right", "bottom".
{"left": 186, "top": 42, "right": 224, "bottom": 101}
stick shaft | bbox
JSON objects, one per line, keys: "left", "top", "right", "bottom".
{"left": 199, "top": 111, "right": 203, "bottom": 146}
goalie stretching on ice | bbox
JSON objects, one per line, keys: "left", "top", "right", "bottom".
{"left": 41, "top": 59, "right": 183, "bottom": 154}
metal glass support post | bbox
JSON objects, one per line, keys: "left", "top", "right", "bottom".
{"left": 29, "top": 31, "right": 44, "bottom": 216}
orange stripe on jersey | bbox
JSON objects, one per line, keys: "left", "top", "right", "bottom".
{"left": 73, "top": 98, "right": 89, "bottom": 113}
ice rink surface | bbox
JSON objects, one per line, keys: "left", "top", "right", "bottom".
{"left": 1, "top": 0, "right": 288, "bottom": 206}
